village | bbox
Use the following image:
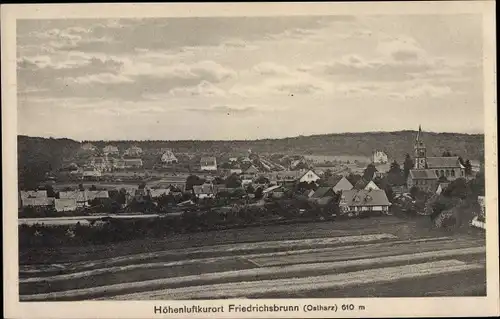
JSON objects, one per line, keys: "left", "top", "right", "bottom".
{"left": 18, "top": 126, "right": 485, "bottom": 233}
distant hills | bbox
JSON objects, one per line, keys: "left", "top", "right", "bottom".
{"left": 18, "top": 131, "right": 484, "bottom": 187}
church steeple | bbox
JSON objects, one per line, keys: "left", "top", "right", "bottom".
{"left": 414, "top": 125, "right": 427, "bottom": 169}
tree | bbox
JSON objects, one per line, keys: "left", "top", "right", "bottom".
{"left": 443, "top": 178, "right": 468, "bottom": 199}
{"left": 246, "top": 184, "right": 255, "bottom": 194}
{"left": 44, "top": 184, "right": 56, "bottom": 197}
{"left": 464, "top": 160, "right": 472, "bottom": 176}
{"left": 90, "top": 185, "right": 97, "bottom": 191}
{"left": 185, "top": 175, "right": 205, "bottom": 191}
{"left": 255, "top": 176, "right": 270, "bottom": 184}
{"left": 403, "top": 154, "right": 414, "bottom": 179}
{"left": 213, "top": 176, "right": 225, "bottom": 185}
{"left": 387, "top": 161, "right": 404, "bottom": 186}
{"left": 323, "top": 169, "right": 333, "bottom": 180}
{"left": 442, "top": 151, "right": 453, "bottom": 157}
{"left": 362, "top": 163, "right": 377, "bottom": 181}
{"left": 225, "top": 173, "right": 242, "bottom": 188}
{"left": 78, "top": 183, "right": 85, "bottom": 191}
{"left": 254, "top": 187, "right": 264, "bottom": 199}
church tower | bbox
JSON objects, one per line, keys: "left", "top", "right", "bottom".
{"left": 414, "top": 125, "right": 427, "bottom": 169}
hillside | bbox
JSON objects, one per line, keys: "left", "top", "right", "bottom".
{"left": 18, "top": 131, "right": 484, "bottom": 188}
{"left": 82, "top": 131, "right": 483, "bottom": 160}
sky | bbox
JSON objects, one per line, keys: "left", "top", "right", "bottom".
{"left": 17, "top": 15, "right": 484, "bottom": 141}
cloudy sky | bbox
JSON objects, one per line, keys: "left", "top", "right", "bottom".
{"left": 17, "top": 15, "right": 483, "bottom": 141}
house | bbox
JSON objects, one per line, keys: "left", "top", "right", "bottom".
{"left": 407, "top": 169, "right": 438, "bottom": 193}
{"left": 200, "top": 157, "right": 217, "bottom": 171}
{"left": 339, "top": 189, "right": 391, "bottom": 215}
{"left": 89, "top": 157, "right": 112, "bottom": 172}
{"left": 364, "top": 180, "right": 380, "bottom": 191}
{"left": 21, "top": 197, "right": 54, "bottom": 208}
{"left": 161, "top": 149, "right": 178, "bottom": 164}
{"left": 244, "top": 165, "right": 259, "bottom": 175}
{"left": 20, "top": 190, "right": 48, "bottom": 200}
{"left": 149, "top": 188, "right": 171, "bottom": 199}
{"left": 103, "top": 145, "right": 119, "bottom": 156}
{"left": 193, "top": 184, "right": 216, "bottom": 199}
{"left": 262, "top": 185, "right": 286, "bottom": 199}
{"left": 82, "top": 170, "right": 102, "bottom": 180}
{"left": 54, "top": 198, "right": 77, "bottom": 212}
{"left": 372, "top": 150, "right": 388, "bottom": 164}
{"left": 470, "top": 160, "right": 482, "bottom": 173}
{"left": 86, "top": 190, "right": 109, "bottom": 201}
{"left": 298, "top": 169, "right": 321, "bottom": 183}
{"left": 124, "top": 146, "right": 143, "bottom": 157}
{"left": 332, "top": 176, "right": 354, "bottom": 192}
{"left": 240, "top": 156, "right": 252, "bottom": 164}
{"left": 311, "top": 187, "right": 335, "bottom": 198}
{"left": 81, "top": 143, "right": 97, "bottom": 152}
{"left": 59, "top": 190, "right": 109, "bottom": 207}
{"left": 123, "top": 158, "right": 143, "bottom": 168}
{"left": 229, "top": 157, "right": 238, "bottom": 163}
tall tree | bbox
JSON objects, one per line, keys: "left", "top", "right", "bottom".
{"left": 362, "top": 163, "right": 377, "bottom": 181}
{"left": 225, "top": 173, "right": 242, "bottom": 188}
{"left": 387, "top": 160, "right": 404, "bottom": 185}
{"left": 185, "top": 175, "right": 205, "bottom": 191}
{"left": 403, "top": 154, "right": 414, "bottom": 179}
{"left": 464, "top": 160, "right": 473, "bottom": 176}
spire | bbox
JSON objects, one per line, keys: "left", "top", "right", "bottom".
{"left": 416, "top": 125, "right": 422, "bottom": 143}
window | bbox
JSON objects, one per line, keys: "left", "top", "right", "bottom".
{"left": 440, "top": 170, "right": 444, "bottom": 177}
{"left": 451, "top": 170, "right": 455, "bottom": 177}
{"left": 435, "top": 170, "right": 439, "bottom": 176}
{"left": 446, "top": 170, "right": 450, "bottom": 177}
{"left": 461, "top": 170, "right": 464, "bottom": 176}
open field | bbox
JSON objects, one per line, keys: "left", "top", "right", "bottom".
{"left": 19, "top": 216, "right": 486, "bottom": 300}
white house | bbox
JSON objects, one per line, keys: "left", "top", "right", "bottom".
{"left": 200, "top": 157, "right": 217, "bottom": 171}
{"left": 54, "top": 198, "right": 77, "bottom": 212}
{"left": 103, "top": 145, "right": 119, "bottom": 156}
{"left": 161, "top": 149, "right": 178, "bottom": 164}
{"left": 298, "top": 169, "right": 321, "bottom": 183}
{"left": 81, "top": 143, "right": 97, "bottom": 152}
{"left": 124, "top": 146, "right": 143, "bottom": 157}
{"left": 364, "top": 180, "right": 380, "bottom": 191}
{"left": 372, "top": 151, "right": 388, "bottom": 164}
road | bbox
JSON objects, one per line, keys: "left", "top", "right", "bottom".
{"left": 19, "top": 217, "right": 486, "bottom": 301}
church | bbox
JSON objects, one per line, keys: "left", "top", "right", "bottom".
{"left": 407, "top": 126, "right": 466, "bottom": 192}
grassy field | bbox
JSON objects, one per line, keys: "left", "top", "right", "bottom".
{"left": 305, "top": 155, "right": 372, "bottom": 164}
{"left": 19, "top": 215, "right": 486, "bottom": 300}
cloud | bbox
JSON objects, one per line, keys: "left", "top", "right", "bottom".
{"left": 168, "top": 80, "right": 227, "bottom": 98}
{"left": 187, "top": 105, "right": 258, "bottom": 116}
{"left": 389, "top": 84, "right": 454, "bottom": 100}
{"left": 64, "top": 73, "right": 134, "bottom": 84}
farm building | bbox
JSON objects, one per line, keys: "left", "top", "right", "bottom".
{"left": 200, "top": 157, "right": 217, "bottom": 171}
{"left": 339, "top": 189, "right": 391, "bottom": 215}
{"left": 103, "top": 145, "right": 119, "bottom": 156}
{"left": 54, "top": 198, "right": 78, "bottom": 212}
{"left": 332, "top": 176, "right": 354, "bottom": 192}
{"left": 372, "top": 150, "right": 388, "bottom": 164}
{"left": 193, "top": 184, "right": 216, "bottom": 199}
{"left": 161, "top": 149, "right": 178, "bottom": 164}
